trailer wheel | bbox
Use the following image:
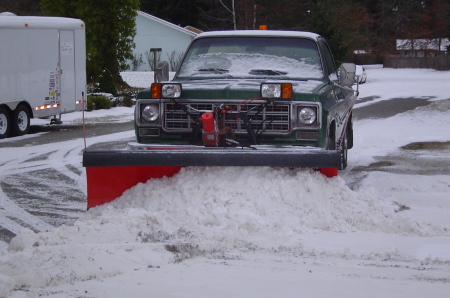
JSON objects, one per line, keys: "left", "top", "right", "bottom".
{"left": 0, "top": 106, "right": 11, "bottom": 139}
{"left": 11, "top": 105, "right": 30, "bottom": 137}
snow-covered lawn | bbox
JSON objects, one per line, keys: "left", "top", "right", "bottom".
{"left": 0, "top": 67, "right": 449, "bottom": 297}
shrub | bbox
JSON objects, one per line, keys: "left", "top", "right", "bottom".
{"left": 87, "top": 94, "right": 112, "bottom": 111}
{"left": 121, "top": 93, "right": 134, "bottom": 107}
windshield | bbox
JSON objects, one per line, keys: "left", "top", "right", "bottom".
{"left": 177, "top": 37, "right": 324, "bottom": 80}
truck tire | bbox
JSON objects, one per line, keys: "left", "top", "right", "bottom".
{"left": 319, "top": 122, "right": 340, "bottom": 177}
{"left": 11, "top": 105, "right": 30, "bottom": 137}
{"left": 326, "top": 122, "right": 336, "bottom": 150}
{"left": 340, "top": 132, "right": 348, "bottom": 170}
{"left": 0, "top": 106, "right": 11, "bottom": 139}
{"left": 347, "top": 114, "right": 353, "bottom": 149}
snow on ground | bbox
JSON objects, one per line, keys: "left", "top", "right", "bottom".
{"left": 29, "top": 106, "right": 135, "bottom": 127}
{"left": 357, "top": 65, "right": 450, "bottom": 105}
{"left": 351, "top": 97, "right": 450, "bottom": 166}
{"left": 1, "top": 67, "right": 450, "bottom": 297}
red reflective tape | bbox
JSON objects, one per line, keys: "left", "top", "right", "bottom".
{"left": 35, "top": 104, "right": 60, "bottom": 110}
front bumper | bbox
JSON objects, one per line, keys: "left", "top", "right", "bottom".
{"left": 83, "top": 143, "right": 341, "bottom": 168}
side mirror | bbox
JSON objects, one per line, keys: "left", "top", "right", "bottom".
{"left": 339, "top": 63, "right": 356, "bottom": 87}
{"left": 155, "top": 61, "right": 169, "bottom": 82}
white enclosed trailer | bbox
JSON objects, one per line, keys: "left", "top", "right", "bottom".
{"left": 0, "top": 13, "right": 86, "bottom": 138}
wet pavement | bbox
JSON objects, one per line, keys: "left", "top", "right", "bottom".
{"left": 353, "top": 96, "right": 435, "bottom": 119}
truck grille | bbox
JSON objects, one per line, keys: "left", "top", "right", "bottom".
{"left": 164, "top": 102, "right": 290, "bottom": 134}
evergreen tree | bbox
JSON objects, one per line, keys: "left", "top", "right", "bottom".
{"left": 95, "top": 69, "right": 117, "bottom": 96}
{"left": 0, "top": 0, "right": 41, "bottom": 15}
{"left": 41, "top": 0, "right": 139, "bottom": 83}
{"left": 140, "top": 0, "right": 203, "bottom": 28}
{"left": 425, "top": 0, "right": 450, "bottom": 42}
{"left": 256, "top": 0, "right": 310, "bottom": 30}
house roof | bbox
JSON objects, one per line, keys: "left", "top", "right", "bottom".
{"left": 397, "top": 38, "right": 450, "bottom": 51}
{"left": 184, "top": 26, "right": 203, "bottom": 34}
{"left": 137, "top": 11, "right": 197, "bottom": 37}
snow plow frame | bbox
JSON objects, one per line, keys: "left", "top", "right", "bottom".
{"left": 82, "top": 144, "right": 341, "bottom": 208}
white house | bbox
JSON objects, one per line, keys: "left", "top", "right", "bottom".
{"left": 396, "top": 38, "right": 450, "bottom": 57}
{"left": 130, "top": 11, "right": 199, "bottom": 71}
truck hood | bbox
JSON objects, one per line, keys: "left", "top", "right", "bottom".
{"left": 173, "top": 78, "right": 326, "bottom": 100}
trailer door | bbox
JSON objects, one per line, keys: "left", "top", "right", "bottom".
{"left": 59, "top": 30, "right": 76, "bottom": 113}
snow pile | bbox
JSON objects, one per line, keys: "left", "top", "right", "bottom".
{"left": 95, "top": 167, "right": 444, "bottom": 246}
{"left": 2, "top": 167, "right": 446, "bottom": 291}
{"left": 1, "top": 228, "right": 175, "bottom": 289}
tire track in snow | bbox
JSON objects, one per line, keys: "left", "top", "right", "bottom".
{"left": 0, "top": 131, "right": 135, "bottom": 244}
{"left": 0, "top": 188, "right": 53, "bottom": 233}
{"left": 0, "top": 141, "right": 87, "bottom": 243}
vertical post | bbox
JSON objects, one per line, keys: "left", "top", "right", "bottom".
{"left": 82, "top": 91, "right": 86, "bottom": 150}
{"left": 150, "top": 48, "right": 162, "bottom": 83}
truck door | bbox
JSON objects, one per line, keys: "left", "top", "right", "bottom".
{"left": 59, "top": 30, "right": 76, "bottom": 113}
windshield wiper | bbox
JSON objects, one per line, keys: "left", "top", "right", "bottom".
{"left": 197, "top": 68, "right": 230, "bottom": 73}
{"left": 249, "top": 69, "right": 287, "bottom": 76}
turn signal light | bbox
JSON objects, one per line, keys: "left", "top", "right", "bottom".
{"left": 151, "top": 83, "right": 162, "bottom": 98}
{"left": 281, "top": 83, "right": 292, "bottom": 99}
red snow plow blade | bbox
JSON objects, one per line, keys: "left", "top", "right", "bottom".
{"left": 84, "top": 165, "right": 182, "bottom": 208}
{"left": 83, "top": 144, "right": 340, "bottom": 208}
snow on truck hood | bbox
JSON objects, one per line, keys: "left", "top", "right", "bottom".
{"left": 176, "top": 78, "right": 325, "bottom": 94}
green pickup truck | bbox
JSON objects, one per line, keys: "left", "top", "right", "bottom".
{"left": 83, "top": 30, "right": 358, "bottom": 207}
{"left": 132, "top": 30, "right": 356, "bottom": 170}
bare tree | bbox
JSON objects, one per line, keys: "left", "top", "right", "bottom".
{"left": 253, "top": 2, "right": 257, "bottom": 29}
{"left": 167, "top": 51, "right": 185, "bottom": 71}
{"left": 219, "top": 0, "right": 236, "bottom": 29}
{"left": 145, "top": 50, "right": 161, "bottom": 71}
{"left": 131, "top": 54, "right": 143, "bottom": 71}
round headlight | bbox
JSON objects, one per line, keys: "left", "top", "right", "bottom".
{"left": 142, "top": 105, "right": 159, "bottom": 122}
{"left": 298, "top": 107, "right": 316, "bottom": 125}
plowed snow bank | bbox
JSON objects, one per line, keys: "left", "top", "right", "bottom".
{"left": 87, "top": 167, "right": 444, "bottom": 250}
{"left": 1, "top": 167, "right": 447, "bottom": 289}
